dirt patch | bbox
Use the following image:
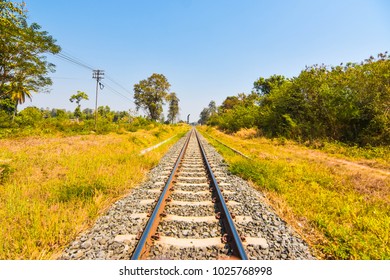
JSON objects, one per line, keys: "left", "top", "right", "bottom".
{"left": 284, "top": 148, "right": 390, "bottom": 202}
{"left": 234, "top": 128, "right": 259, "bottom": 139}
{"left": 294, "top": 149, "right": 390, "bottom": 178}
{"left": 348, "top": 173, "right": 390, "bottom": 199}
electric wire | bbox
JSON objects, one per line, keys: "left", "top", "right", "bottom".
{"left": 105, "top": 75, "right": 133, "bottom": 95}
{"left": 52, "top": 51, "right": 133, "bottom": 102}
{"left": 3, "top": 26, "right": 134, "bottom": 103}
{"left": 101, "top": 82, "right": 133, "bottom": 102}
{"left": 55, "top": 52, "right": 95, "bottom": 71}
{"left": 60, "top": 50, "right": 95, "bottom": 70}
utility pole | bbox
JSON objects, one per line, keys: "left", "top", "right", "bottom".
{"left": 92, "top": 70, "right": 104, "bottom": 130}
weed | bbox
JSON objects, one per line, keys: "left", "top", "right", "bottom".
{"left": 0, "top": 163, "right": 13, "bottom": 184}
{"left": 0, "top": 124, "right": 189, "bottom": 259}
{"left": 198, "top": 126, "right": 390, "bottom": 259}
{"left": 55, "top": 181, "right": 107, "bottom": 203}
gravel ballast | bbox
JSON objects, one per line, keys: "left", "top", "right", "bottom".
{"left": 59, "top": 130, "right": 315, "bottom": 260}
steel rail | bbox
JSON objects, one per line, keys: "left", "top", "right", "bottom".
{"left": 131, "top": 129, "right": 193, "bottom": 260}
{"left": 195, "top": 129, "right": 249, "bottom": 260}
{"left": 203, "top": 132, "right": 251, "bottom": 160}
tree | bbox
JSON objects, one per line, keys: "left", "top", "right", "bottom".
{"left": 98, "top": 105, "right": 114, "bottom": 121}
{"left": 0, "top": 1, "right": 61, "bottom": 116}
{"left": 69, "top": 91, "right": 88, "bottom": 119}
{"left": 208, "top": 100, "right": 217, "bottom": 116}
{"left": 198, "top": 107, "right": 210, "bottom": 125}
{"left": 82, "top": 108, "right": 93, "bottom": 119}
{"left": 0, "top": 95, "right": 14, "bottom": 126}
{"left": 220, "top": 96, "right": 239, "bottom": 111}
{"left": 198, "top": 100, "right": 217, "bottom": 125}
{"left": 133, "top": 73, "right": 171, "bottom": 121}
{"left": 16, "top": 106, "right": 43, "bottom": 126}
{"left": 113, "top": 110, "right": 129, "bottom": 123}
{"left": 253, "top": 75, "right": 287, "bottom": 96}
{"left": 167, "top": 92, "right": 180, "bottom": 124}
{"left": 205, "top": 94, "right": 261, "bottom": 132}
{"left": 0, "top": 95, "right": 15, "bottom": 116}
{"left": 220, "top": 93, "right": 259, "bottom": 112}
{"left": 50, "top": 108, "right": 67, "bottom": 119}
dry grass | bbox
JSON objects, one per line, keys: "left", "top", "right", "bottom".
{"left": 259, "top": 188, "right": 329, "bottom": 259}
{"left": 233, "top": 128, "right": 259, "bottom": 139}
{"left": 0, "top": 124, "right": 189, "bottom": 259}
{"left": 199, "top": 126, "right": 390, "bottom": 259}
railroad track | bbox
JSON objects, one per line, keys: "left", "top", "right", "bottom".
{"left": 132, "top": 128, "right": 247, "bottom": 260}
{"left": 60, "top": 128, "right": 314, "bottom": 260}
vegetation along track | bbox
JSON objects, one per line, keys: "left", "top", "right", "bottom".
{"left": 60, "top": 128, "right": 315, "bottom": 260}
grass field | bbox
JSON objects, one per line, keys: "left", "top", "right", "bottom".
{"left": 198, "top": 126, "right": 390, "bottom": 260}
{"left": 0, "top": 124, "right": 189, "bottom": 259}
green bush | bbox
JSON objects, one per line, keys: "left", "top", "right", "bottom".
{"left": 16, "top": 107, "right": 43, "bottom": 127}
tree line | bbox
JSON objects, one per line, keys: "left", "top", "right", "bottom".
{"left": 0, "top": 1, "right": 181, "bottom": 133}
{"left": 200, "top": 53, "right": 390, "bottom": 146}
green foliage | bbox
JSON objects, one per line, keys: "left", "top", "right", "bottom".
{"left": 15, "top": 107, "right": 43, "bottom": 127}
{"left": 0, "top": 95, "right": 15, "bottom": 127}
{"left": 198, "top": 107, "right": 210, "bottom": 125}
{"left": 253, "top": 74, "right": 287, "bottom": 96}
{"left": 97, "top": 105, "right": 114, "bottom": 121}
{"left": 257, "top": 81, "right": 308, "bottom": 138}
{"left": 0, "top": 95, "right": 15, "bottom": 116}
{"left": 0, "top": 104, "right": 162, "bottom": 138}
{"left": 69, "top": 91, "right": 89, "bottom": 105}
{"left": 69, "top": 91, "right": 89, "bottom": 119}
{"left": 0, "top": 1, "right": 60, "bottom": 107}
{"left": 55, "top": 181, "right": 107, "bottom": 203}
{"left": 215, "top": 103, "right": 259, "bottom": 133}
{"left": 202, "top": 93, "right": 260, "bottom": 133}
{"left": 208, "top": 53, "right": 390, "bottom": 146}
{"left": 167, "top": 92, "right": 180, "bottom": 124}
{"left": 133, "top": 73, "right": 171, "bottom": 121}
{"left": 198, "top": 100, "right": 218, "bottom": 125}
{"left": 0, "top": 163, "right": 13, "bottom": 184}
{"left": 112, "top": 110, "right": 129, "bottom": 122}
{"left": 0, "top": 110, "right": 11, "bottom": 127}
{"left": 199, "top": 127, "right": 390, "bottom": 259}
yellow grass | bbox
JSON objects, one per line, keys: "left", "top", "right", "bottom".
{"left": 0, "top": 124, "right": 189, "bottom": 259}
{"left": 198, "top": 126, "right": 390, "bottom": 259}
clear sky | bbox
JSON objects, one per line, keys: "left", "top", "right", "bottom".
{"left": 20, "top": 0, "right": 390, "bottom": 123}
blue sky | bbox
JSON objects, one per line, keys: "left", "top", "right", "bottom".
{"left": 21, "top": 0, "right": 389, "bottom": 123}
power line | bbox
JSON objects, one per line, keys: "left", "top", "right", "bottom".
{"left": 3, "top": 28, "right": 135, "bottom": 103}
{"left": 55, "top": 52, "right": 95, "bottom": 71}
{"left": 2, "top": 28, "right": 95, "bottom": 72}
{"left": 61, "top": 50, "right": 95, "bottom": 70}
{"left": 101, "top": 82, "right": 133, "bottom": 102}
{"left": 55, "top": 52, "right": 133, "bottom": 97}
{"left": 53, "top": 51, "right": 134, "bottom": 102}
{"left": 105, "top": 75, "right": 133, "bottom": 95}
{"left": 50, "top": 77, "right": 83, "bottom": 80}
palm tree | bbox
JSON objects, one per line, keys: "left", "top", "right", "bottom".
{"left": 9, "top": 78, "right": 32, "bottom": 120}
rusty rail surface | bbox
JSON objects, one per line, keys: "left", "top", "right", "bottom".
{"left": 131, "top": 128, "right": 248, "bottom": 260}
{"left": 195, "top": 129, "right": 248, "bottom": 260}
{"left": 131, "top": 130, "right": 193, "bottom": 260}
